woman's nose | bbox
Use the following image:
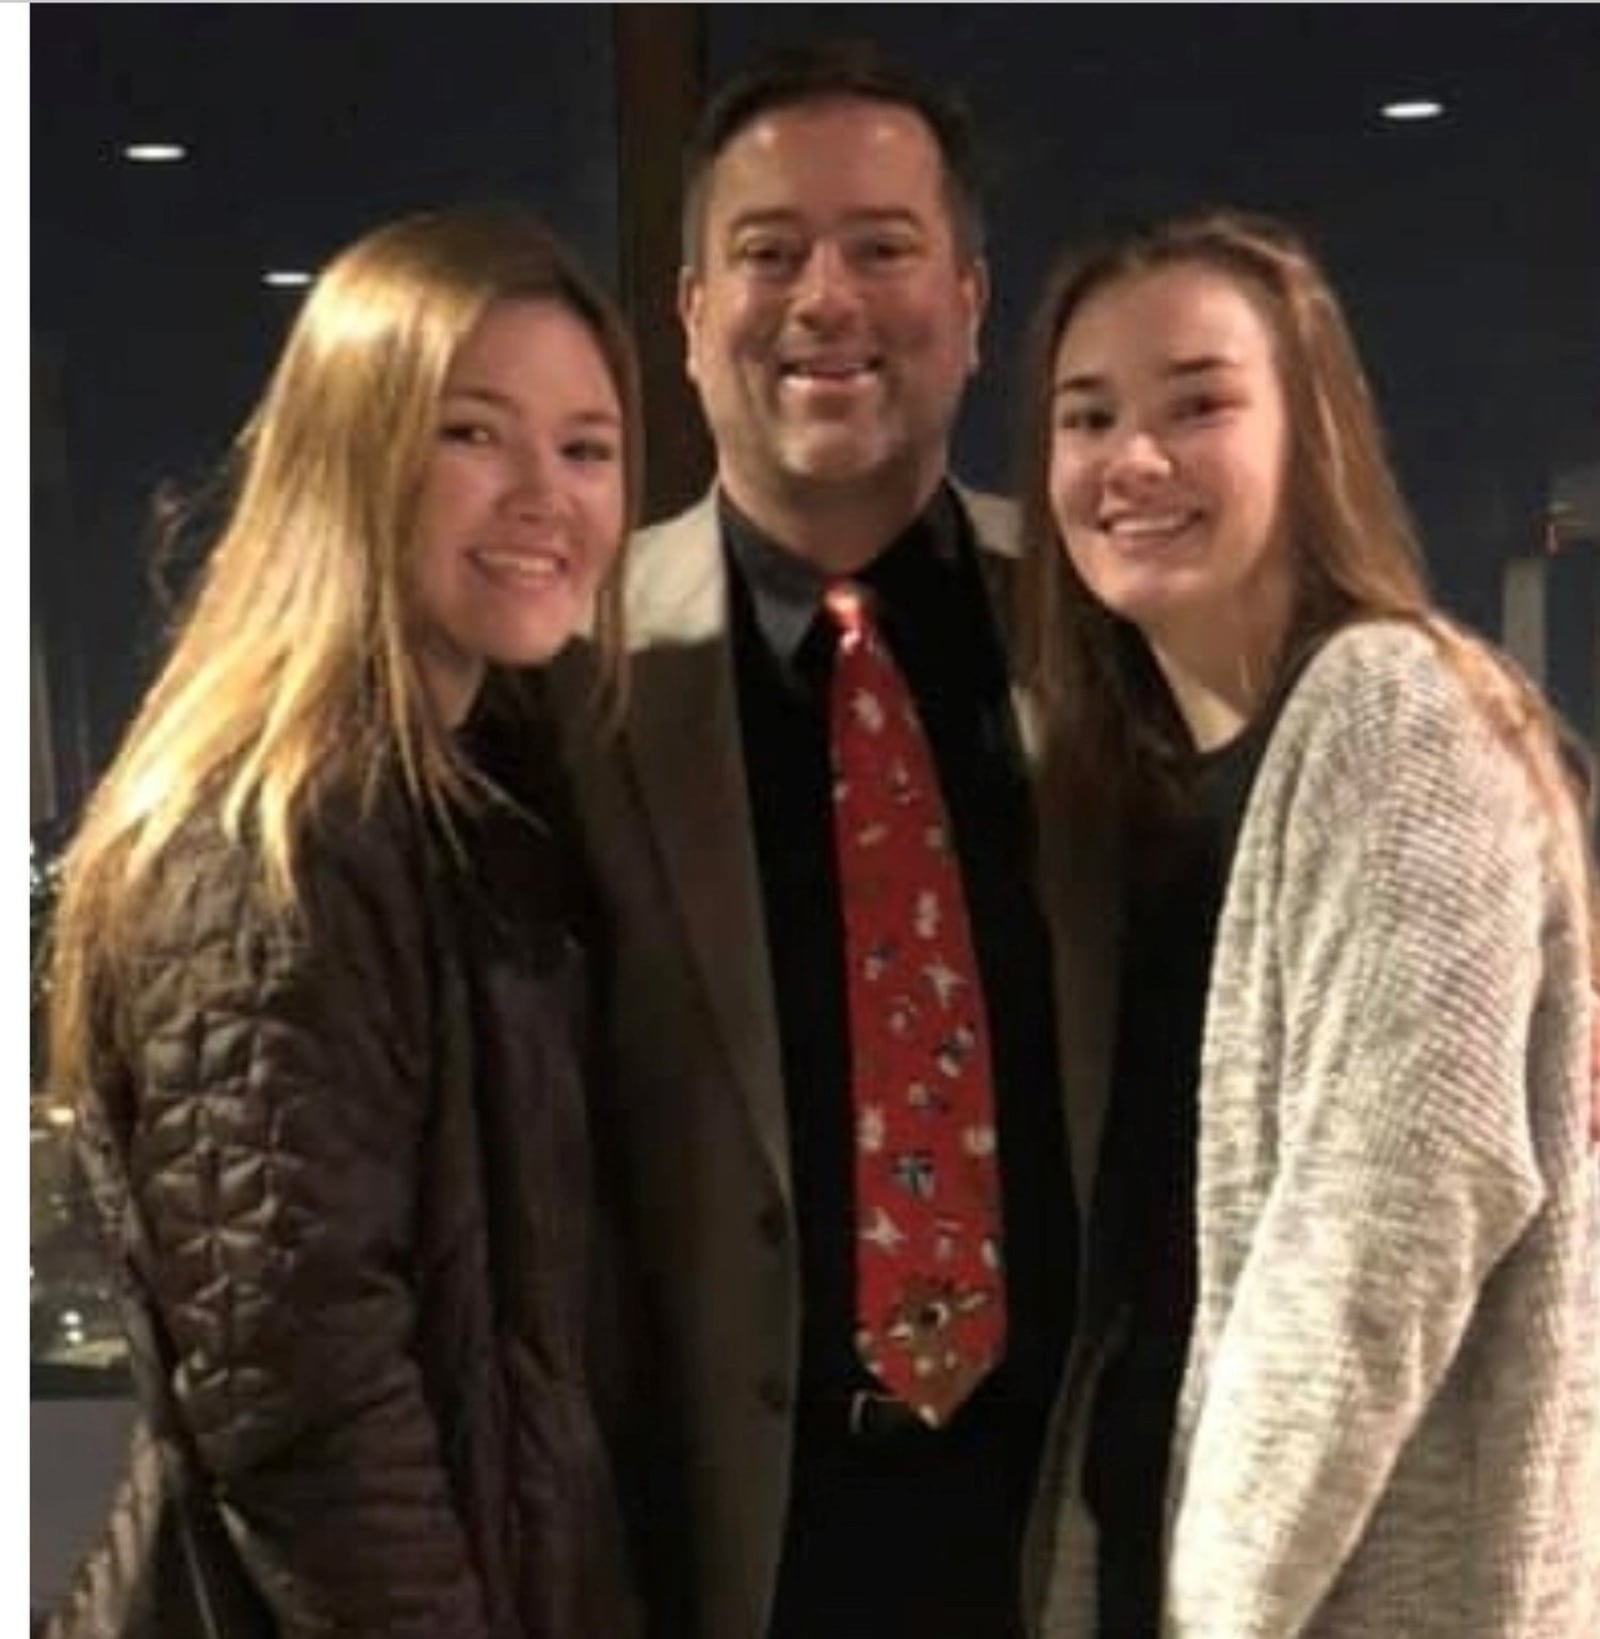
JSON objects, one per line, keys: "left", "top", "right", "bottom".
{"left": 1105, "top": 427, "right": 1174, "bottom": 481}
{"left": 506, "top": 448, "right": 562, "bottom": 515}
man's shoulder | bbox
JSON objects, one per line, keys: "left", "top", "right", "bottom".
{"left": 629, "top": 483, "right": 1019, "bottom": 556}
{"left": 630, "top": 491, "right": 721, "bottom": 556}
{"left": 615, "top": 483, "right": 1020, "bottom": 635}
{"left": 951, "top": 481, "right": 1020, "bottom": 560}
{"left": 617, "top": 491, "right": 726, "bottom": 644}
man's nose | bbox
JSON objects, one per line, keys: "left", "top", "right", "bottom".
{"left": 791, "top": 242, "right": 861, "bottom": 320}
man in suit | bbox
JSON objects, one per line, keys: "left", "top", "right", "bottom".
{"left": 555, "top": 40, "right": 1116, "bottom": 1639}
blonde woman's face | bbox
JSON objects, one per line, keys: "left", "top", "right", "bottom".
{"left": 412, "top": 297, "right": 626, "bottom": 725}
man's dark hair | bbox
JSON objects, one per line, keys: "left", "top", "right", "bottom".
{"left": 680, "top": 38, "right": 986, "bottom": 267}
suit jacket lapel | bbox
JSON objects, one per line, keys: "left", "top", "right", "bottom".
{"left": 578, "top": 481, "right": 1116, "bottom": 1224}
{"left": 620, "top": 496, "right": 791, "bottom": 1190}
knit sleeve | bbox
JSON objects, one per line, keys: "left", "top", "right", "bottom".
{"left": 1164, "top": 626, "right": 1554, "bottom": 1637}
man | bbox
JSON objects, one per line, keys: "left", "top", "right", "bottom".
{"left": 553, "top": 41, "right": 1117, "bottom": 1639}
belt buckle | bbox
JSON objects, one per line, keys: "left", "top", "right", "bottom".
{"left": 848, "top": 1388, "right": 927, "bottom": 1440}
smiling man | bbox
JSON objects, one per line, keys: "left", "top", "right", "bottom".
{"left": 554, "top": 40, "right": 1112, "bottom": 1639}
{"left": 680, "top": 85, "right": 987, "bottom": 574}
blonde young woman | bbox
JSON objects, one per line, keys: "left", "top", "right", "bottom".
{"left": 43, "top": 205, "right": 643, "bottom": 1639}
{"left": 1015, "top": 211, "right": 1599, "bottom": 1636}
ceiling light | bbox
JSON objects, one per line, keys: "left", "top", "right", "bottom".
{"left": 122, "top": 142, "right": 187, "bottom": 162}
{"left": 1381, "top": 99, "right": 1445, "bottom": 122}
{"left": 263, "top": 269, "right": 314, "bottom": 289}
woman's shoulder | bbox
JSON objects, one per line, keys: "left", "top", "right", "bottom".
{"left": 133, "top": 773, "right": 424, "bottom": 963}
{"left": 1265, "top": 617, "right": 1575, "bottom": 859}
{"left": 130, "top": 803, "right": 275, "bottom": 963}
{"left": 1278, "top": 617, "right": 1523, "bottom": 767}
{"left": 1292, "top": 616, "right": 1473, "bottom": 715}
{"left": 110, "top": 780, "right": 443, "bottom": 1077}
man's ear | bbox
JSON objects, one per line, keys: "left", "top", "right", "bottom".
{"left": 963, "top": 255, "right": 991, "bottom": 372}
{"left": 678, "top": 264, "right": 703, "bottom": 386}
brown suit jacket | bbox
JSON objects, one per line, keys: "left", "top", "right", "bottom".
{"left": 551, "top": 486, "right": 1119, "bottom": 1639}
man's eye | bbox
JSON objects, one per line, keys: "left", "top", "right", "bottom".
{"left": 856, "top": 237, "right": 916, "bottom": 266}
{"left": 734, "top": 240, "right": 800, "bottom": 274}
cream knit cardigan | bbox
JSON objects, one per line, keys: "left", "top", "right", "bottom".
{"left": 1145, "top": 620, "right": 1600, "bottom": 1637}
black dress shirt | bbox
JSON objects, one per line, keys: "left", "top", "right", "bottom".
{"left": 725, "top": 487, "right": 1077, "bottom": 1637}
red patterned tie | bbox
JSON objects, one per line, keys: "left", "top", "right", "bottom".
{"left": 824, "top": 580, "right": 1006, "bottom": 1428}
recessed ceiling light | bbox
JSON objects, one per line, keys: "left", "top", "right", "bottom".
{"left": 1381, "top": 99, "right": 1445, "bottom": 122}
{"left": 122, "top": 142, "right": 187, "bottom": 162}
{"left": 263, "top": 270, "right": 314, "bottom": 289}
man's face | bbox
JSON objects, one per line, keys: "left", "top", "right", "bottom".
{"left": 680, "top": 96, "right": 987, "bottom": 537}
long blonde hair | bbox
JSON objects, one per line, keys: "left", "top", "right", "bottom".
{"left": 47, "top": 203, "right": 642, "bottom": 1092}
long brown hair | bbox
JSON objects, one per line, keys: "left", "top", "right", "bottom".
{"left": 47, "top": 203, "right": 642, "bottom": 1094}
{"left": 1013, "top": 207, "right": 1595, "bottom": 940}
{"left": 1015, "top": 210, "right": 1433, "bottom": 812}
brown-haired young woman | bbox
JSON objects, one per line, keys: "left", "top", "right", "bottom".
{"left": 1017, "top": 209, "right": 1599, "bottom": 1637}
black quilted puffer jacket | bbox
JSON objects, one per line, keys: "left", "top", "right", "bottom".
{"left": 44, "top": 774, "right": 641, "bottom": 1639}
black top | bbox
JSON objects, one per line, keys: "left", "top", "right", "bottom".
{"left": 726, "top": 487, "right": 1077, "bottom": 1637}
{"left": 1084, "top": 705, "right": 1282, "bottom": 1639}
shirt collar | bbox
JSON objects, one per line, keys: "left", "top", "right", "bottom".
{"left": 721, "top": 484, "right": 966, "bottom": 671}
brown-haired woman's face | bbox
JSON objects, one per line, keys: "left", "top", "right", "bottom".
{"left": 411, "top": 297, "right": 626, "bottom": 725}
{"left": 1047, "top": 262, "right": 1291, "bottom": 655}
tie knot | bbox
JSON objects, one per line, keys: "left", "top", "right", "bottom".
{"left": 823, "top": 581, "right": 872, "bottom": 649}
